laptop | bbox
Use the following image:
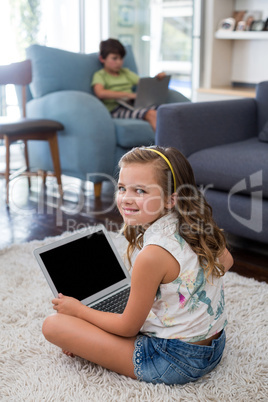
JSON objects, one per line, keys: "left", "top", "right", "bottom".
{"left": 118, "top": 75, "right": 171, "bottom": 110}
{"left": 34, "top": 225, "right": 131, "bottom": 313}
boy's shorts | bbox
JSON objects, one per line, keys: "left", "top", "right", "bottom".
{"left": 133, "top": 330, "right": 226, "bottom": 385}
{"left": 111, "top": 105, "right": 158, "bottom": 120}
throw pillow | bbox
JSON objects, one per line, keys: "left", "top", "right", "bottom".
{"left": 259, "top": 121, "right": 268, "bottom": 142}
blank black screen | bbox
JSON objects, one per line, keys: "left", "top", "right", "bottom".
{"left": 40, "top": 231, "right": 126, "bottom": 300}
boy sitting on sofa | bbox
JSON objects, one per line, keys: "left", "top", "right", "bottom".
{"left": 91, "top": 38, "right": 166, "bottom": 131}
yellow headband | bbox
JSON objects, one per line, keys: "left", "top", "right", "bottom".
{"left": 147, "top": 149, "right": 177, "bottom": 191}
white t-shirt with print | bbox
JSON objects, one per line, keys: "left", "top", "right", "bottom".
{"left": 140, "top": 213, "right": 227, "bottom": 342}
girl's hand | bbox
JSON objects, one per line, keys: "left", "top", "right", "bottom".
{"left": 52, "top": 293, "right": 83, "bottom": 317}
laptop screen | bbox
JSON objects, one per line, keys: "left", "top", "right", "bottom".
{"left": 38, "top": 230, "right": 127, "bottom": 301}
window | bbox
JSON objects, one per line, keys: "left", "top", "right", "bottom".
{"left": 39, "top": 0, "right": 80, "bottom": 52}
{"left": 108, "top": 0, "right": 194, "bottom": 98}
{"left": 0, "top": 0, "right": 198, "bottom": 114}
{"left": 150, "top": 0, "right": 193, "bottom": 97}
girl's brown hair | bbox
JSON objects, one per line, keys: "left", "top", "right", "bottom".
{"left": 118, "top": 146, "right": 227, "bottom": 278}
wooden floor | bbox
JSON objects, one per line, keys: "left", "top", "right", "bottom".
{"left": 1, "top": 158, "right": 268, "bottom": 284}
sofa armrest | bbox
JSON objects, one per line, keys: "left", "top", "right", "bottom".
{"left": 156, "top": 98, "right": 258, "bottom": 157}
{"left": 166, "top": 89, "right": 190, "bottom": 104}
{"left": 256, "top": 81, "right": 268, "bottom": 131}
{"left": 26, "top": 90, "right": 117, "bottom": 181}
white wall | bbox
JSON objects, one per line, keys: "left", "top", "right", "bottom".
{"left": 232, "top": 0, "right": 268, "bottom": 84}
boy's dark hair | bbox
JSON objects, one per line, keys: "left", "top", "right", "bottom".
{"left": 99, "top": 38, "right": 126, "bottom": 59}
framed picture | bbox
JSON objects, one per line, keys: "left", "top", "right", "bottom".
{"left": 118, "top": 6, "right": 134, "bottom": 27}
{"left": 250, "top": 20, "right": 265, "bottom": 31}
{"left": 243, "top": 10, "right": 263, "bottom": 30}
{"left": 233, "top": 10, "right": 246, "bottom": 27}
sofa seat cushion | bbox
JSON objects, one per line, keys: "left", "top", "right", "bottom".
{"left": 114, "top": 119, "right": 155, "bottom": 148}
{"left": 188, "top": 137, "right": 268, "bottom": 198}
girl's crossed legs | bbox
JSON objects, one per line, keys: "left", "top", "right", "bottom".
{"left": 42, "top": 314, "right": 137, "bottom": 379}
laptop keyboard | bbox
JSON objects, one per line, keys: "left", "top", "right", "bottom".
{"left": 91, "top": 287, "right": 130, "bottom": 314}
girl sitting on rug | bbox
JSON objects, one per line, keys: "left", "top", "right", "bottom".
{"left": 42, "top": 146, "right": 233, "bottom": 385}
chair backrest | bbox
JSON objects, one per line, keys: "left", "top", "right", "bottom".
{"left": 26, "top": 44, "right": 138, "bottom": 99}
{"left": 0, "top": 59, "right": 32, "bottom": 117}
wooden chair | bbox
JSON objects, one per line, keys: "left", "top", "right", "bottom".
{"left": 0, "top": 59, "right": 64, "bottom": 204}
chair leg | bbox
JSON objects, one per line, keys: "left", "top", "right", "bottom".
{"left": 94, "top": 182, "right": 102, "bottom": 198}
{"left": 23, "top": 140, "right": 31, "bottom": 189}
{"left": 4, "top": 135, "right": 10, "bottom": 205}
{"left": 48, "top": 133, "right": 63, "bottom": 196}
{"left": 38, "top": 169, "right": 47, "bottom": 187}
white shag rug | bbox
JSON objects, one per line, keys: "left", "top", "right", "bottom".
{"left": 0, "top": 232, "right": 268, "bottom": 402}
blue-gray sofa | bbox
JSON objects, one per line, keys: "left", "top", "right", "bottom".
{"left": 25, "top": 44, "right": 189, "bottom": 195}
{"left": 156, "top": 81, "right": 268, "bottom": 244}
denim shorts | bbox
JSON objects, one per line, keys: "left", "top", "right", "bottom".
{"left": 133, "top": 330, "right": 226, "bottom": 385}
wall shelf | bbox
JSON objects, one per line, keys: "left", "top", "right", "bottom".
{"left": 215, "top": 30, "right": 268, "bottom": 40}
{"left": 197, "top": 86, "right": 256, "bottom": 98}
{"left": 201, "top": 0, "right": 268, "bottom": 94}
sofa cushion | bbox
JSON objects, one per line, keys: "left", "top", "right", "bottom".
{"left": 259, "top": 120, "right": 268, "bottom": 142}
{"left": 26, "top": 44, "right": 138, "bottom": 99}
{"left": 188, "top": 137, "right": 268, "bottom": 198}
{"left": 114, "top": 119, "right": 155, "bottom": 148}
